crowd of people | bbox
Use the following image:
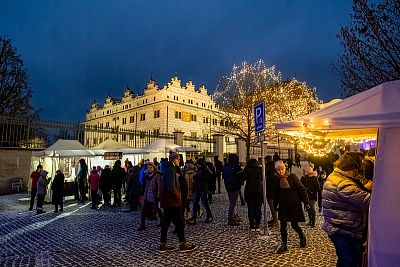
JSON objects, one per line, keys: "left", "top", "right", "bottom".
{"left": 28, "top": 148, "right": 374, "bottom": 263}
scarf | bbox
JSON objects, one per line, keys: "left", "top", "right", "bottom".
{"left": 279, "top": 174, "right": 290, "bottom": 189}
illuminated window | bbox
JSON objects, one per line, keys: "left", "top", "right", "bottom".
{"left": 140, "top": 114, "right": 146, "bottom": 121}
{"left": 122, "top": 118, "right": 127, "bottom": 125}
{"left": 175, "top": 111, "right": 181, "bottom": 119}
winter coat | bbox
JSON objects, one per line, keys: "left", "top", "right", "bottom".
{"left": 322, "top": 168, "right": 371, "bottom": 239}
{"left": 51, "top": 172, "right": 65, "bottom": 205}
{"left": 194, "top": 164, "right": 213, "bottom": 193}
{"left": 183, "top": 165, "right": 196, "bottom": 200}
{"left": 214, "top": 159, "right": 223, "bottom": 175}
{"left": 37, "top": 171, "right": 50, "bottom": 195}
{"left": 160, "top": 165, "right": 182, "bottom": 208}
{"left": 223, "top": 162, "right": 242, "bottom": 193}
{"left": 266, "top": 162, "right": 279, "bottom": 199}
{"left": 127, "top": 166, "right": 141, "bottom": 195}
{"left": 99, "top": 168, "right": 112, "bottom": 191}
{"left": 143, "top": 171, "right": 161, "bottom": 203}
{"left": 77, "top": 166, "right": 88, "bottom": 182}
{"left": 111, "top": 166, "right": 126, "bottom": 189}
{"left": 243, "top": 164, "right": 263, "bottom": 205}
{"left": 30, "top": 171, "right": 40, "bottom": 190}
{"left": 206, "top": 162, "right": 216, "bottom": 192}
{"left": 275, "top": 174, "right": 309, "bottom": 222}
{"left": 88, "top": 170, "right": 100, "bottom": 190}
{"left": 301, "top": 172, "right": 320, "bottom": 201}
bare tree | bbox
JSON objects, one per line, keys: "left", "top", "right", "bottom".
{"left": 213, "top": 60, "right": 320, "bottom": 159}
{"left": 0, "top": 37, "right": 33, "bottom": 116}
{"left": 338, "top": 0, "right": 400, "bottom": 96}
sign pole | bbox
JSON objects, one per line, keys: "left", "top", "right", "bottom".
{"left": 261, "top": 139, "right": 269, "bottom": 238}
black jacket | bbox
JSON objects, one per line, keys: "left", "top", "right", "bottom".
{"left": 301, "top": 174, "right": 321, "bottom": 201}
{"left": 243, "top": 164, "right": 263, "bottom": 205}
{"left": 275, "top": 174, "right": 309, "bottom": 222}
{"left": 51, "top": 173, "right": 65, "bottom": 205}
{"left": 111, "top": 166, "right": 126, "bottom": 189}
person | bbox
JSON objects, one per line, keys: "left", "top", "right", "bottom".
{"left": 29, "top": 164, "right": 42, "bottom": 211}
{"left": 214, "top": 156, "right": 223, "bottom": 194}
{"left": 111, "top": 160, "right": 126, "bottom": 208}
{"left": 76, "top": 159, "right": 88, "bottom": 203}
{"left": 159, "top": 151, "right": 196, "bottom": 253}
{"left": 99, "top": 165, "right": 112, "bottom": 206}
{"left": 205, "top": 158, "right": 216, "bottom": 203}
{"left": 322, "top": 152, "right": 372, "bottom": 267}
{"left": 186, "top": 158, "right": 214, "bottom": 225}
{"left": 301, "top": 163, "right": 320, "bottom": 227}
{"left": 137, "top": 162, "right": 163, "bottom": 230}
{"left": 295, "top": 153, "right": 301, "bottom": 168}
{"left": 36, "top": 170, "right": 51, "bottom": 214}
{"left": 51, "top": 170, "right": 65, "bottom": 212}
{"left": 223, "top": 153, "right": 243, "bottom": 226}
{"left": 316, "top": 166, "right": 327, "bottom": 212}
{"left": 243, "top": 158, "right": 263, "bottom": 231}
{"left": 183, "top": 160, "right": 196, "bottom": 218}
{"left": 126, "top": 163, "right": 141, "bottom": 212}
{"left": 273, "top": 152, "right": 281, "bottom": 162}
{"left": 274, "top": 160, "right": 309, "bottom": 254}
{"left": 286, "top": 158, "right": 294, "bottom": 173}
{"left": 88, "top": 166, "right": 100, "bottom": 209}
{"left": 265, "top": 155, "right": 279, "bottom": 227}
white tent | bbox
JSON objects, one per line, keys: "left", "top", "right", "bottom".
{"left": 32, "top": 139, "right": 94, "bottom": 157}
{"left": 142, "top": 139, "right": 180, "bottom": 153}
{"left": 276, "top": 80, "right": 400, "bottom": 266}
{"left": 90, "top": 138, "right": 149, "bottom": 155}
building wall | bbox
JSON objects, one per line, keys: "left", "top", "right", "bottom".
{"left": 0, "top": 149, "right": 33, "bottom": 195}
{"left": 85, "top": 77, "right": 235, "bottom": 149}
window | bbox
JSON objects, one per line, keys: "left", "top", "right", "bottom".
{"left": 93, "top": 138, "right": 97, "bottom": 146}
{"left": 220, "top": 120, "right": 224, "bottom": 126}
{"left": 154, "top": 110, "right": 160, "bottom": 118}
{"left": 121, "top": 134, "right": 127, "bottom": 141}
{"left": 191, "top": 132, "right": 197, "bottom": 138}
{"left": 146, "top": 99, "right": 148, "bottom": 103}
{"left": 191, "top": 114, "right": 197, "bottom": 121}
{"left": 130, "top": 116, "right": 134, "bottom": 123}
{"left": 154, "top": 97, "right": 156, "bottom": 101}
{"left": 175, "top": 111, "right": 181, "bottom": 119}
{"left": 106, "top": 122, "right": 110, "bottom": 128}
{"left": 140, "top": 131, "right": 145, "bottom": 139}
{"left": 140, "top": 113, "right": 146, "bottom": 121}
{"left": 100, "top": 123, "right": 104, "bottom": 128}
{"left": 122, "top": 118, "right": 127, "bottom": 125}
{"left": 153, "top": 129, "right": 160, "bottom": 136}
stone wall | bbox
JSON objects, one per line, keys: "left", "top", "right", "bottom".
{"left": 0, "top": 149, "right": 32, "bottom": 195}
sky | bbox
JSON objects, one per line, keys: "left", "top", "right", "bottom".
{"left": 0, "top": 0, "right": 353, "bottom": 121}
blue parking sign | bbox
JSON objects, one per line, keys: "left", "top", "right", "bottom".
{"left": 254, "top": 102, "right": 265, "bottom": 133}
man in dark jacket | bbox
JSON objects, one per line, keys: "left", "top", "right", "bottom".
{"left": 51, "top": 170, "right": 65, "bottom": 212}
{"left": 186, "top": 158, "right": 214, "bottom": 225}
{"left": 99, "top": 165, "right": 112, "bottom": 206}
{"left": 111, "top": 160, "right": 126, "bottom": 208}
{"left": 223, "top": 153, "right": 243, "bottom": 226}
{"left": 265, "top": 155, "right": 279, "bottom": 227}
{"left": 205, "top": 158, "right": 216, "bottom": 203}
{"left": 126, "top": 164, "right": 141, "bottom": 212}
{"left": 159, "top": 152, "right": 196, "bottom": 253}
{"left": 214, "top": 156, "right": 223, "bottom": 194}
{"left": 243, "top": 158, "right": 263, "bottom": 230}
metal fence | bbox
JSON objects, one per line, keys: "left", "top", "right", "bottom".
{"left": 0, "top": 116, "right": 215, "bottom": 153}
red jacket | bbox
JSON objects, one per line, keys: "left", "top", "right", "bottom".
{"left": 30, "top": 171, "right": 40, "bottom": 190}
{"left": 88, "top": 170, "right": 100, "bottom": 190}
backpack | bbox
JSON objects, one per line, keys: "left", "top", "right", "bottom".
{"left": 159, "top": 161, "right": 181, "bottom": 208}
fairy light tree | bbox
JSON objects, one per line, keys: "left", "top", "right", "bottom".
{"left": 214, "top": 60, "right": 321, "bottom": 159}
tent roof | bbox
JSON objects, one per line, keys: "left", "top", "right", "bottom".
{"left": 276, "top": 80, "right": 400, "bottom": 138}
{"left": 32, "top": 139, "right": 94, "bottom": 157}
{"left": 91, "top": 138, "right": 132, "bottom": 150}
{"left": 142, "top": 139, "right": 180, "bottom": 153}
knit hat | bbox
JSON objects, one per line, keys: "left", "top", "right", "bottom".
{"left": 335, "top": 152, "right": 363, "bottom": 171}
{"left": 303, "top": 163, "right": 314, "bottom": 176}
{"left": 146, "top": 161, "right": 157, "bottom": 170}
{"left": 169, "top": 151, "right": 179, "bottom": 161}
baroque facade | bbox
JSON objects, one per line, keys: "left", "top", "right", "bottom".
{"left": 85, "top": 76, "right": 237, "bottom": 151}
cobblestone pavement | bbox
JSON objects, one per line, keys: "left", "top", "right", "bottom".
{"left": 0, "top": 168, "right": 337, "bottom": 267}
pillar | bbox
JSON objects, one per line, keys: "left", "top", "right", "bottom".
{"left": 173, "top": 131, "right": 184, "bottom": 146}
{"left": 213, "top": 134, "right": 224, "bottom": 161}
{"left": 237, "top": 138, "right": 246, "bottom": 165}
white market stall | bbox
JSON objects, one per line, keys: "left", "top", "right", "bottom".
{"left": 142, "top": 139, "right": 200, "bottom": 163}
{"left": 275, "top": 80, "right": 400, "bottom": 266}
{"left": 90, "top": 138, "right": 148, "bottom": 167}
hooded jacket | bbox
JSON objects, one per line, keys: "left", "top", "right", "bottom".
{"left": 322, "top": 168, "right": 371, "bottom": 239}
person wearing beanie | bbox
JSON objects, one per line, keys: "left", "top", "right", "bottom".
{"left": 322, "top": 151, "right": 372, "bottom": 267}
{"left": 301, "top": 163, "right": 320, "bottom": 227}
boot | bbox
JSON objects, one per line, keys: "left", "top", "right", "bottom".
{"left": 277, "top": 244, "right": 288, "bottom": 254}
{"left": 300, "top": 236, "right": 307, "bottom": 248}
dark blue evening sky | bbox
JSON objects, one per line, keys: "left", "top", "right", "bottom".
{"left": 0, "top": 1, "right": 352, "bottom": 121}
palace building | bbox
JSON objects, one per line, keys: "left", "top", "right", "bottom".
{"left": 85, "top": 76, "right": 237, "bottom": 153}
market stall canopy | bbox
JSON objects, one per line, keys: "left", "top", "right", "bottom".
{"left": 142, "top": 139, "right": 180, "bottom": 153}
{"left": 275, "top": 80, "right": 400, "bottom": 266}
{"left": 32, "top": 139, "right": 95, "bottom": 157}
{"left": 90, "top": 138, "right": 148, "bottom": 155}
{"left": 276, "top": 80, "right": 400, "bottom": 138}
